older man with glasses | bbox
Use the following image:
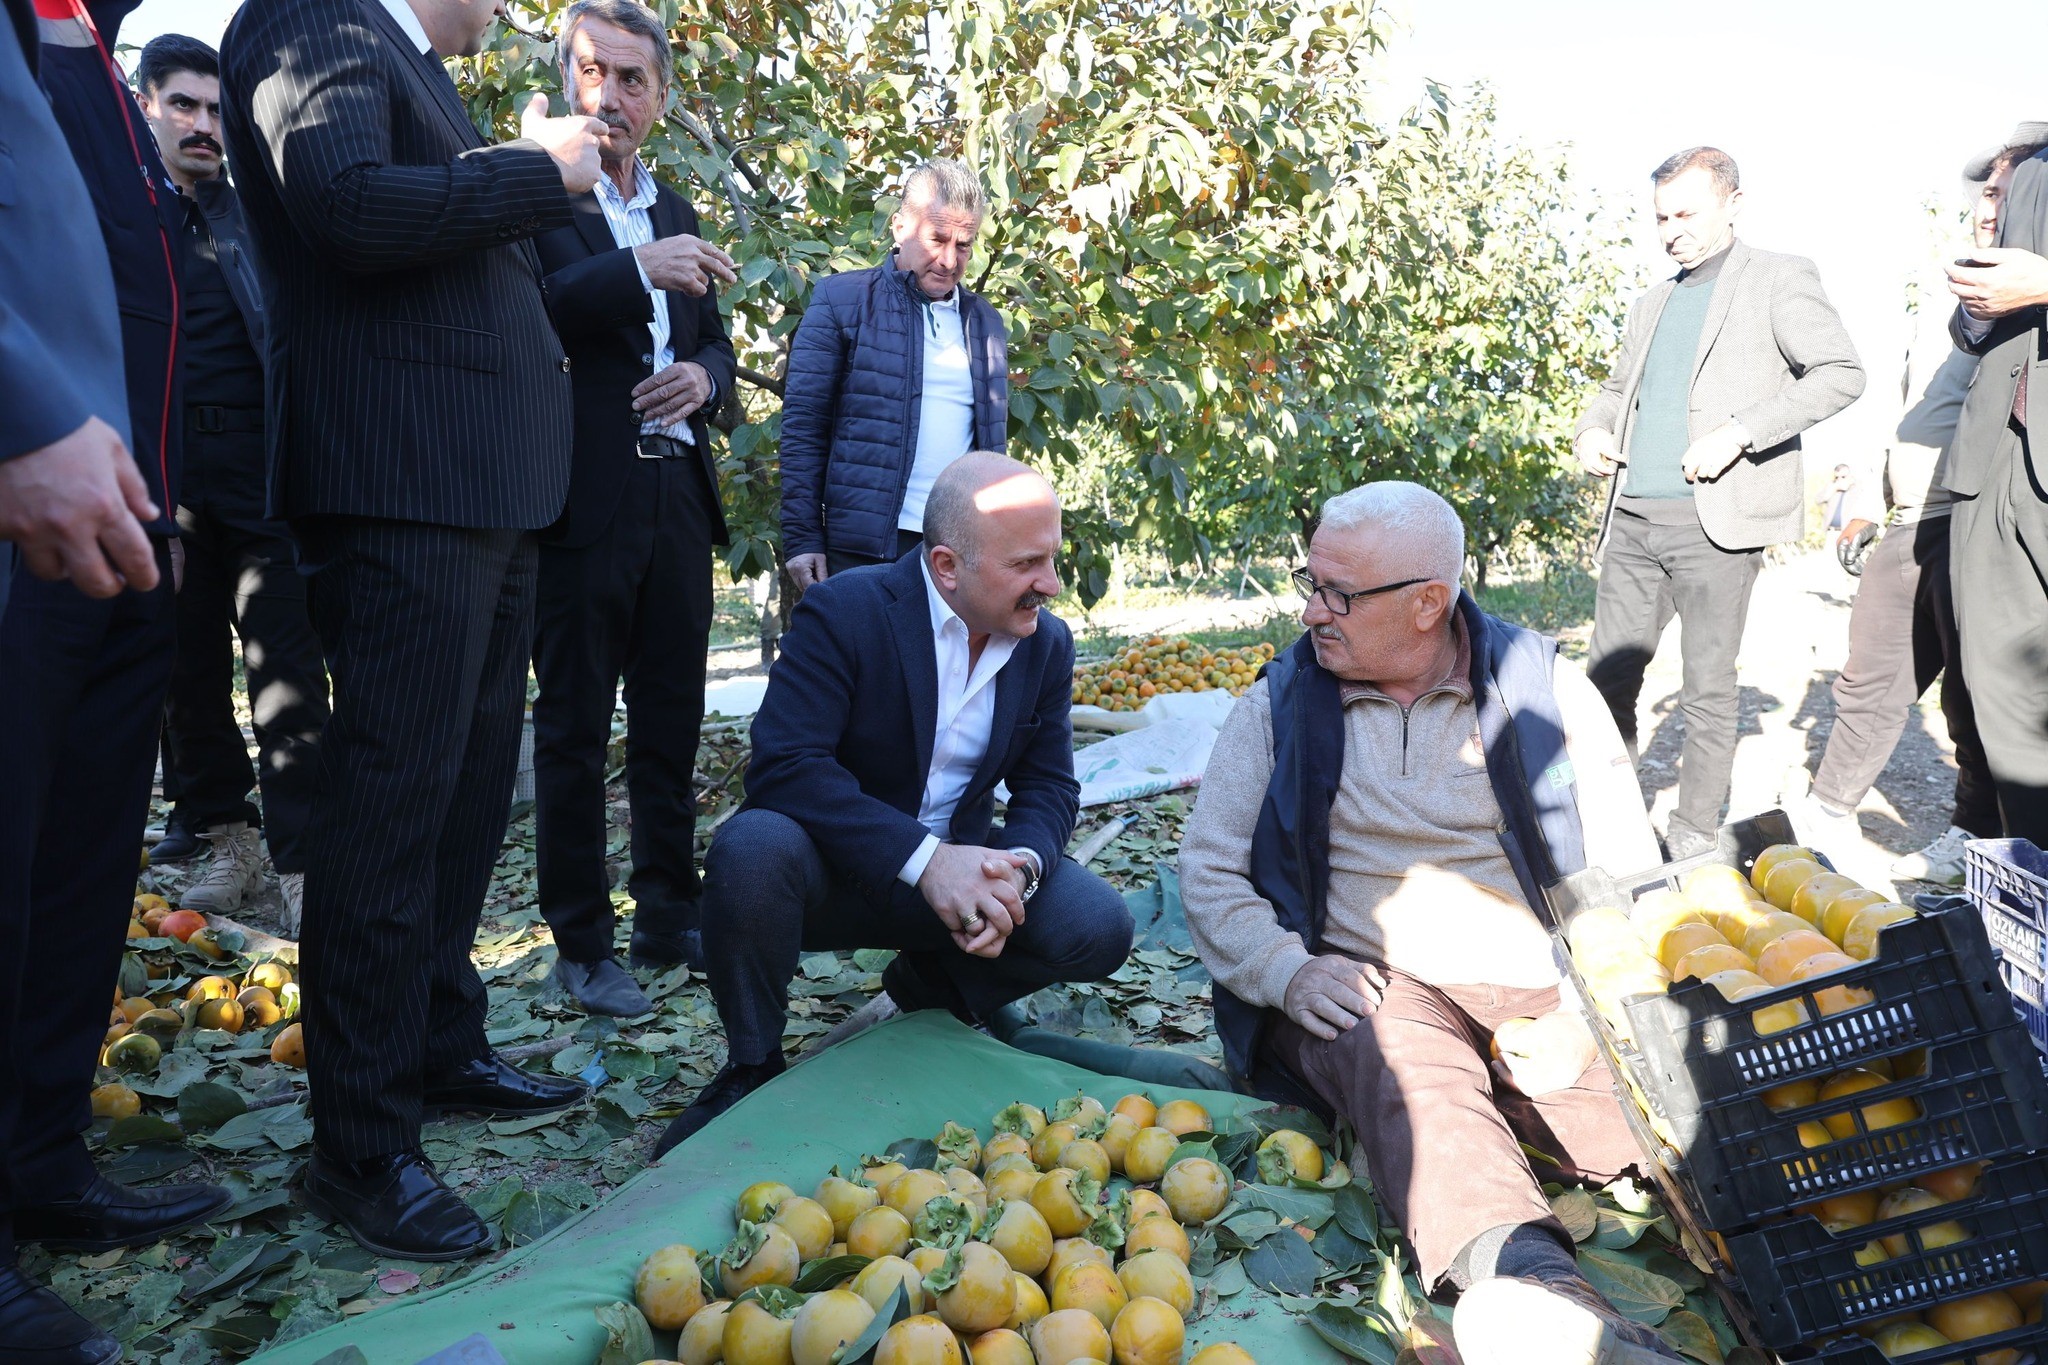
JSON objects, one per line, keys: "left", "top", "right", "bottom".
{"left": 1181, "top": 482, "right": 1675, "bottom": 1365}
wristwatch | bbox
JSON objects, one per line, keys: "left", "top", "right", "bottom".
{"left": 1007, "top": 847, "right": 1043, "bottom": 902}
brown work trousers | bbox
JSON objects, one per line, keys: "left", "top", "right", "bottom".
{"left": 1266, "top": 970, "right": 1645, "bottom": 1290}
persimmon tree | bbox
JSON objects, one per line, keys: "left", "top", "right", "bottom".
{"left": 460, "top": 0, "right": 1629, "bottom": 601}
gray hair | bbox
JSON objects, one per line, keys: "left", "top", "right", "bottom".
{"left": 900, "top": 158, "right": 988, "bottom": 223}
{"left": 923, "top": 451, "right": 1054, "bottom": 562}
{"left": 1317, "top": 482, "right": 1465, "bottom": 586}
{"left": 559, "top": 0, "right": 670, "bottom": 86}
{"left": 1651, "top": 145, "right": 1739, "bottom": 197}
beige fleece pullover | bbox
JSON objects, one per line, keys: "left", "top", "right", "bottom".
{"left": 1179, "top": 624, "right": 1659, "bottom": 1007}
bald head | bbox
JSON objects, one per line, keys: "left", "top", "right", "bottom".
{"left": 923, "top": 452, "right": 1059, "bottom": 563}
{"left": 923, "top": 452, "right": 1063, "bottom": 640}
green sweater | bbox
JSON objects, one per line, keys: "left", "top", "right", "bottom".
{"left": 1624, "top": 249, "right": 1727, "bottom": 503}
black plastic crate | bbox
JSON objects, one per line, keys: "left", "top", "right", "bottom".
{"left": 1968, "top": 837, "right": 2048, "bottom": 1056}
{"left": 1719, "top": 1152, "right": 2048, "bottom": 1348}
{"left": 1791, "top": 1320, "right": 2048, "bottom": 1364}
{"left": 1549, "top": 812, "right": 2048, "bottom": 1229}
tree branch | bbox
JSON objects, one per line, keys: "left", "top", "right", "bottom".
{"left": 737, "top": 365, "right": 785, "bottom": 396}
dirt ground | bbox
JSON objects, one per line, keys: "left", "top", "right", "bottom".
{"left": 1616, "top": 544, "right": 1961, "bottom": 897}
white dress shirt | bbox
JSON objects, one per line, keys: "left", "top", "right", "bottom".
{"left": 896, "top": 557, "right": 1020, "bottom": 885}
{"left": 898, "top": 291, "right": 976, "bottom": 530}
{"left": 593, "top": 160, "right": 701, "bottom": 445}
{"left": 378, "top": 0, "right": 432, "bottom": 52}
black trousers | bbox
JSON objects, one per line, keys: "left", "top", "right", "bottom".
{"left": 0, "top": 543, "right": 176, "bottom": 1262}
{"left": 826, "top": 527, "right": 924, "bottom": 578}
{"left": 702, "top": 809, "right": 1135, "bottom": 1065}
{"left": 292, "top": 517, "right": 534, "bottom": 1161}
{"left": 1587, "top": 511, "right": 1762, "bottom": 842}
{"left": 532, "top": 454, "right": 717, "bottom": 963}
{"left": 1952, "top": 424, "right": 2048, "bottom": 843}
{"left": 1812, "top": 513, "right": 1997, "bottom": 836}
{"left": 161, "top": 427, "right": 328, "bottom": 870}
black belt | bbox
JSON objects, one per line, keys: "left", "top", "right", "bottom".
{"left": 636, "top": 433, "right": 697, "bottom": 460}
{"left": 186, "top": 405, "right": 264, "bottom": 435}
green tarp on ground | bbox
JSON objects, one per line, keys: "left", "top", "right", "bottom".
{"left": 251, "top": 1013, "right": 1346, "bottom": 1364}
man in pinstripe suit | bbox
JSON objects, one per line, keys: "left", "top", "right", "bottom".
{"left": 221, "top": 0, "right": 605, "bottom": 1260}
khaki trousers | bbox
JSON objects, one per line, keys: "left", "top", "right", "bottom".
{"left": 1267, "top": 969, "right": 1644, "bottom": 1289}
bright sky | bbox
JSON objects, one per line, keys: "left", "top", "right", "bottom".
{"left": 1383, "top": 0, "right": 2048, "bottom": 471}
{"left": 125, "top": 0, "right": 2048, "bottom": 474}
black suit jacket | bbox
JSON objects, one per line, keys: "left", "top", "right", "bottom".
{"left": 535, "top": 178, "right": 736, "bottom": 548}
{"left": 741, "top": 551, "right": 1081, "bottom": 898}
{"left": 218, "top": 0, "right": 574, "bottom": 528}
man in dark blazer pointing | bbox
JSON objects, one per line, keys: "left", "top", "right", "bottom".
{"left": 655, "top": 452, "right": 1135, "bottom": 1153}
{"left": 531, "top": 0, "right": 739, "bottom": 1017}
{"left": 221, "top": 0, "right": 601, "bottom": 1259}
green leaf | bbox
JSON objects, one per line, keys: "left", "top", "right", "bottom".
{"left": 1592, "top": 1204, "right": 1664, "bottom": 1249}
{"left": 501, "top": 1188, "right": 575, "bottom": 1246}
{"left": 176, "top": 1081, "right": 247, "bottom": 1133}
{"left": 791, "top": 1253, "right": 871, "bottom": 1292}
{"left": 1303, "top": 1301, "right": 1401, "bottom": 1363}
{"left": 593, "top": 1301, "right": 655, "bottom": 1365}
{"left": 1232, "top": 1181, "right": 1333, "bottom": 1228}
{"left": 1656, "top": 1309, "right": 1725, "bottom": 1365}
{"left": 1306, "top": 1220, "right": 1374, "bottom": 1272}
{"left": 1239, "top": 1227, "right": 1319, "bottom": 1294}
{"left": 1549, "top": 1187, "right": 1599, "bottom": 1242}
{"left": 1213, "top": 1208, "right": 1282, "bottom": 1250}
{"left": 1578, "top": 1246, "right": 1683, "bottom": 1326}
{"left": 1332, "top": 1182, "right": 1381, "bottom": 1246}
{"left": 104, "top": 1114, "right": 182, "bottom": 1148}
{"left": 837, "top": 1280, "right": 909, "bottom": 1362}
{"left": 884, "top": 1137, "right": 938, "bottom": 1171}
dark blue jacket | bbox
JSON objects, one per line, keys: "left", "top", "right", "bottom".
{"left": 34, "top": 0, "right": 183, "bottom": 535}
{"left": 779, "top": 257, "right": 1009, "bottom": 562}
{"left": 742, "top": 550, "right": 1078, "bottom": 895}
{"left": 0, "top": 0, "right": 126, "bottom": 465}
{"left": 1223, "top": 592, "right": 1587, "bottom": 1105}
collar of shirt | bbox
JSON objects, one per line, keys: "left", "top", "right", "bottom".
{"left": 1677, "top": 241, "right": 1734, "bottom": 288}
{"left": 594, "top": 158, "right": 659, "bottom": 214}
{"left": 377, "top": 0, "right": 433, "bottom": 54}
{"left": 922, "top": 286, "right": 961, "bottom": 338}
{"left": 1338, "top": 611, "right": 1474, "bottom": 706}
{"left": 921, "top": 556, "right": 1018, "bottom": 697}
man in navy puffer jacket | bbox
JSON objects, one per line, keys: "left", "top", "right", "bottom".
{"left": 780, "top": 158, "right": 1009, "bottom": 590}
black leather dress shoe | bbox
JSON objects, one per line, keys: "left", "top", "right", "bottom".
{"left": 296, "top": 1148, "right": 493, "bottom": 1262}
{"left": 0, "top": 1263, "right": 120, "bottom": 1365}
{"left": 628, "top": 926, "right": 701, "bottom": 972}
{"left": 421, "top": 1052, "right": 588, "bottom": 1119}
{"left": 13, "top": 1175, "right": 231, "bottom": 1252}
{"left": 651, "top": 1055, "right": 785, "bottom": 1160}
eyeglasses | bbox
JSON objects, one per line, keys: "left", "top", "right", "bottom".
{"left": 1291, "top": 568, "right": 1431, "bottom": 616}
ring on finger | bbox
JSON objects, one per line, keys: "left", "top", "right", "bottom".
{"left": 962, "top": 910, "right": 984, "bottom": 931}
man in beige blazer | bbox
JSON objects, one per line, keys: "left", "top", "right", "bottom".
{"left": 1575, "top": 146, "right": 1864, "bottom": 856}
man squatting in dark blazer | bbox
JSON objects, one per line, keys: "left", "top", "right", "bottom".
{"left": 531, "top": 0, "right": 740, "bottom": 1018}
{"left": 222, "top": 0, "right": 607, "bottom": 1260}
{"left": 655, "top": 452, "right": 1137, "bottom": 1153}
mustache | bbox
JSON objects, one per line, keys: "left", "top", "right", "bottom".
{"left": 180, "top": 134, "right": 221, "bottom": 155}
{"left": 1016, "top": 592, "right": 1051, "bottom": 612}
